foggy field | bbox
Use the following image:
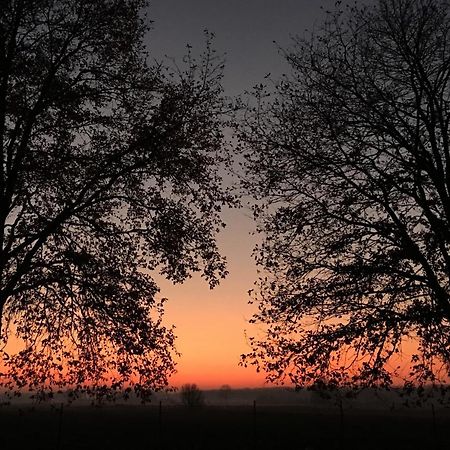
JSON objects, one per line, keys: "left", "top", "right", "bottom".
{"left": 2, "top": 401, "right": 450, "bottom": 450}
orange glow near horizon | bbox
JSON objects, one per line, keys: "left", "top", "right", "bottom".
{"left": 3, "top": 211, "right": 445, "bottom": 391}
{"left": 159, "top": 208, "right": 269, "bottom": 390}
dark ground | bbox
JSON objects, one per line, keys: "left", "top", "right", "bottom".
{"left": 1, "top": 402, "right": 449, "bottom": 450}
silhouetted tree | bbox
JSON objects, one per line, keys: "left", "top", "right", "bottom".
{"left": 240, "top": 0, "right": 450, "bottom": 388}
{"left": 180, "top": 383, "right": 204, "bottom": 407}
{"left": 0, "top": 0, "right": 233, "bottom": 397}
{"left": 219, "top": 383, "right": 231, "bottom": 402}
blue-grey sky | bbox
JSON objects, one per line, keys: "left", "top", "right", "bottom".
{"left": 146, "top": 0, "right": 335, "bottom": 95}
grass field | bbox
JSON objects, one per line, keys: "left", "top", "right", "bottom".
{"left": 1, "top": 401, "right": 449, "bottom": 450}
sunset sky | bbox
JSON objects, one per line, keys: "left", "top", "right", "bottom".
{"left": 145, "top": 0, "right": 335, "bottom": 390}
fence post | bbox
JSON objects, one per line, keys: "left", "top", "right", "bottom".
{"left": 158, "top": 400, "right": 163, "bottom": 449}
{"left": 339, "top": 398, "right": 344, "bottom": 450}
{"left": 431, "top": 403, "right": 437, "bottom": 447}
{"left": 253, "top": 400, "right": 257, "bottom": 449}
{"left": 56, "top": 402, "right": 63, "bottom": 450}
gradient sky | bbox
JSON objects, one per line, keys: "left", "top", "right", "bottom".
{"left": 145, "top": 0, "right": 336, "bottom": 390}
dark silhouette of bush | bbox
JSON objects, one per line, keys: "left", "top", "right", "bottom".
{"left": 180, "top": 384, "right": 204, "bottom": 407}
{"left": 219, "top": 384, "right": 232, "bottom": 403}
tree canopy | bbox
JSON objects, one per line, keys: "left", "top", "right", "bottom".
{"left": 239, "top": 0, "right": 450, "bottom": 388}
{"left": 0, "top": 0, "right": 233, "bottom": 398}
